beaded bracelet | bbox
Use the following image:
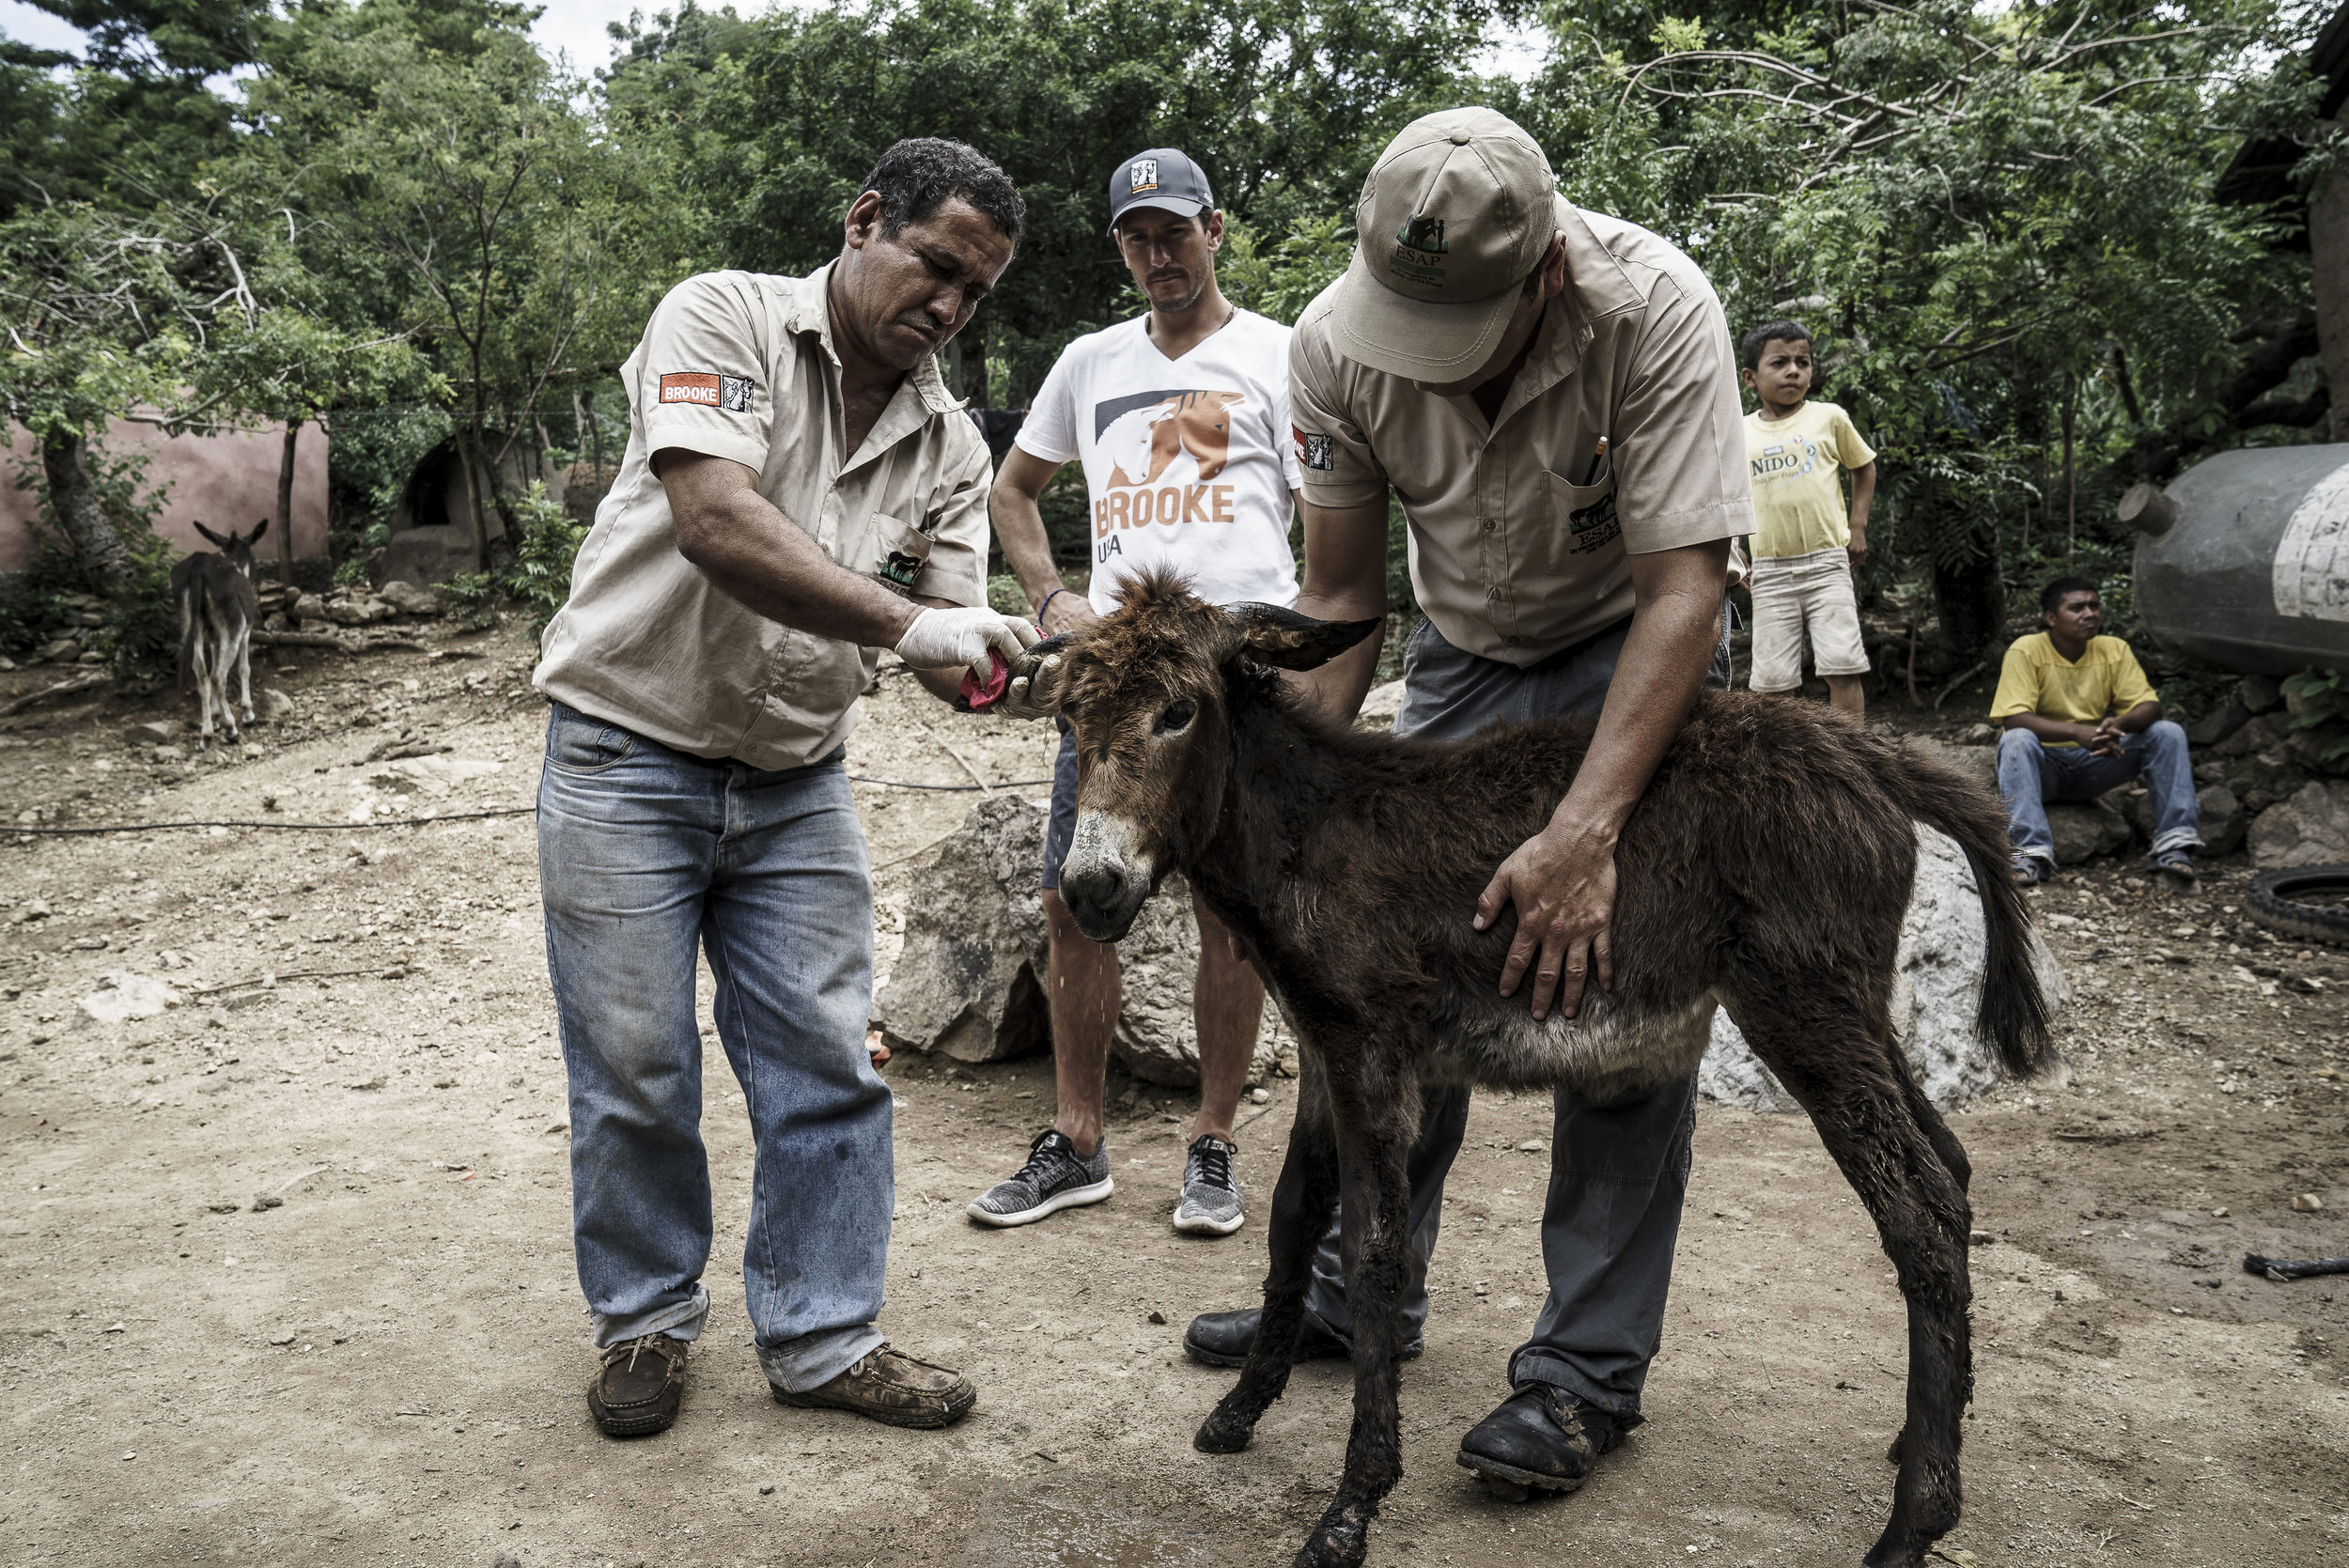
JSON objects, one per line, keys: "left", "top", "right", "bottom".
{"left": 1036, "top": 587, "right": 1069, "bottom": 622}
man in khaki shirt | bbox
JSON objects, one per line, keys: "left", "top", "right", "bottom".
{"left": 1180, "top": 108, "right": 1750, "bottom": 1501}
{"left": 533, "top": 139, "right": 1037, "bottom": 1439}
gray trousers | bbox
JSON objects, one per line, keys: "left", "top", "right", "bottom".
{"left": 1301, "top": 607, "right": 1723, "bottom": 1427}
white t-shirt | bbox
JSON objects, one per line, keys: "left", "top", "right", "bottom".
{"left": 1016, "top": 308, "right": 1303, "bottom": 613}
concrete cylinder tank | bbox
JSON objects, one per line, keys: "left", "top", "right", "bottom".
{"left": 2125, "top": 442, "right": 2349, "bottom": 675}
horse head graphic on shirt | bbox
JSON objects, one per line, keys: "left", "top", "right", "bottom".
{"left": 1104, "top": 390, "right": 1247, "bottom": 489}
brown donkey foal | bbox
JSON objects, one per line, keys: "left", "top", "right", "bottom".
{"left": 1040, "top": 576, "right": 2052, "bottom": 1568}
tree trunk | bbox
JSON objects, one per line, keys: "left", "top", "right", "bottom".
{"left": 2061, "top": 378, "right": 2077, "bottom": 562}
{"left": 40, "top": 430, "right": 132, "bottom": 596}
{"left": 275, "top": 419, "right": 301, "bottom": 586}
{"left": 458, "top": 428, "right": 490, "bottom": 573}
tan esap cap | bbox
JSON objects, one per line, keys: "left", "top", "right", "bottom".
{"left": 1329, "top": 107, "right": 1560, "bottom": 382}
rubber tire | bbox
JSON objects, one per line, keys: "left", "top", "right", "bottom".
{"left": 2246, "top": 865, "right": 2349, "bottom": 946}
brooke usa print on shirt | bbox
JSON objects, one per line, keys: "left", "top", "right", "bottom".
{"left": 1016, "top": 309, "right": 1304, "bottom": 613}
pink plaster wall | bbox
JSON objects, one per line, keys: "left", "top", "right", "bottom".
{"left": 0, "top": 418, "right": 330, "bottom": 573}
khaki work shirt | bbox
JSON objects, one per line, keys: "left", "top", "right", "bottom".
{"left": 536, "top": 265, "right": 991, "bottom": 768}
{"left": 1290, "top": 198, "right": 1752, "bottom": 665}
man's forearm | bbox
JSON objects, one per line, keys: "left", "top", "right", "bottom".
{"left": 671, "top": 464, "right": 920, "bottom": 649}
{"left": 991, "top": 482, "right": 1063, "bottom": 609}
{"left": 2004, "top": 712, "right": 2092, "bottom": 744}
{"left": 1289, "top": 497, "right": 1392, "bottom": 724}
{"left": 1551, "top": 548, "right": 1727, "bottom": 844}
{"left": 2113, "top": 700, "right": 2161, "bottom": 734}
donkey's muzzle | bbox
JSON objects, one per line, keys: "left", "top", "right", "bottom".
{"left": 1059, "top": 809, "right": 1149, "bottom": 942}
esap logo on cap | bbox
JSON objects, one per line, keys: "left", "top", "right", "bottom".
{"left": 1390, "top": 214, "right": 1450, "bottom": 287}
{"left": 660, "top": 372, "right": 756, "bottom": 412}
{"left": 1130, "top": 159, "right": 1159, "bottom": 194}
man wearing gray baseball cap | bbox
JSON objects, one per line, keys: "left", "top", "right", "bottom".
{"left": 1182, "top": 107, "right": 1751, "bottom": 1503}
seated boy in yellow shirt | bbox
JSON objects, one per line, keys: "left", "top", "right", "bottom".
{"left": 1992, "top": 576, "right": 2201, "bottom": 886}
{"left": 1741, "top": 319, "right": 1877, "bottom": 717}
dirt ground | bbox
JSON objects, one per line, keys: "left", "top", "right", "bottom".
{"left": 1, "top": 630, "right": 2343, "bottom": 1568}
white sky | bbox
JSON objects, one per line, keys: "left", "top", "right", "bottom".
{"left": 3, "top": 2, "right": 1548, "bottom": 80}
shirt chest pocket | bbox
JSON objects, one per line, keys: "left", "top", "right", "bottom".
{"left": 870, "top": 513, "right": 935, "bottom": 598}
{"left": 1540, "top": 462, "right": 1621, "bottom": 559}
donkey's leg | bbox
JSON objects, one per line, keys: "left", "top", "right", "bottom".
{"left": 1884, "top": 1062, "right": 1970, "bottom": 1467}
{"left": 192, "top": 629, "right": 216, "bottom": 752}
{"left": 1295, "top": 1061, "right": 1418, "bottom": 1568}
{"left": 1738, "top": 1009, "right": 1970, "bottom": 1568}
{"left": 234, "top": 621, "right": 255, "bottom": 727}
{"left": 215, "top": 620, "right": 242, "bottom": 743}
{"left": 1196, "top": 1067, "right": 1340, "bottom": 1453}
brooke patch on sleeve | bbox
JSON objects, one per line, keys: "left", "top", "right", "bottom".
{"left": 660, "top": 372, "right": 757, "bottom": 412}
{"left": 1294, "top": 427, "right": 1334, "bottom": 472}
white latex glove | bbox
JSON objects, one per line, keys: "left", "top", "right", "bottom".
{"left": 894, "top": 606, "right": 1039, "bottom": 678}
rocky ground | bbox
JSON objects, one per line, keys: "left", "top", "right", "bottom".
{"left": 0, "top": 625, "right": 2342, "bottom": 1568}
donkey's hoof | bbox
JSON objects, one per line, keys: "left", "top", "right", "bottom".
{"left": 1193, "top": 1408, "right": 1255, "bottom": 1454}
{"left": 1293, "top": 1512, "right": 1369, "bottom": 1568}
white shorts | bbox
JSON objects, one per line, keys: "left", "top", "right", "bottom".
{"left": 1749, "top": 547, "right": 1870, "bottom": 691}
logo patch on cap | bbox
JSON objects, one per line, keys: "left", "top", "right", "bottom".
{"left": 660, "top": 372, "right": 756, "bottom": 412}
{"left": 1130, "top": 159, "right": 1159, "bottom": 194}
{"left": 1389, "top": 214, "right": 1450, "bottom": 286}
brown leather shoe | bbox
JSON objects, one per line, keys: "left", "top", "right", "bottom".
{"left": 770, "top": 1344, "right": 975, "bottom": 1429}
{"left": 588, "top": 1334, "right": 686, "bottom": 1436}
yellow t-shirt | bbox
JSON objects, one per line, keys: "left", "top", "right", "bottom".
{"left": 1745, "top": 400, "right": 1876, "bottom": 558}
{"left": 1989, "top": 633, "right": 2158, "bottom": 747}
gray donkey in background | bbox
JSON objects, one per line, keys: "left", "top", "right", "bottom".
{"left": 171, "top": 519, "right": 267, "bottom": 751}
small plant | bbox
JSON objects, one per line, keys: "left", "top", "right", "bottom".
{"left": 2281, "top": 667, "right": 2349, "bottom": 772}
{"left": 431, "top": 482, "right": 583, "bottom": 636}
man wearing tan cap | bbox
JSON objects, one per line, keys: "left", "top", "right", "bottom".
{"left": 1181, "top": 107, "right": 1750, "bottom": 1504}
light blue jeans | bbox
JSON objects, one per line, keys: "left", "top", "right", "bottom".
{"left": 1997, "top": 720, "right": 2202, "bottom": 867}
{"left": 537, "top": 702, "right": 891, "bottom": 1391}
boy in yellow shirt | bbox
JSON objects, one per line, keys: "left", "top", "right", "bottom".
{"left": 1993, "top": 576, "right": 2201, "bottom": 886}
{"left": 1741, "top": 319, "right": 1877, "bottom": 716}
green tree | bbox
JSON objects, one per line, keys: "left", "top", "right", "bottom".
{"left": 245, "top": 1, "right": 657, "bottom": 567}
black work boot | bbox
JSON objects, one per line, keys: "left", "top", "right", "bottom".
{"left": 1182, "top": 1306, "right": 1423, "bottom": 1368}
{"left": 1455, "top": 1383, "right": 1622, "bottom": 1500}
{"left": 588, "top": 1333, "right": 687, "bottom": 1436}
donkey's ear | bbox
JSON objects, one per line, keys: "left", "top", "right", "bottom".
{"left": 1230, "top": 603, "right": 1382, "bottom": 671}
{"left": 192, "top": 520, "right": 228, "bottom": 549}
{"left": 246, "top": 517, "right": 270, "bottom": 545}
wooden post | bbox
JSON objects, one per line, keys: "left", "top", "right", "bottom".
{"left": 275, "top": 418, "right": 301, "bottom": 587}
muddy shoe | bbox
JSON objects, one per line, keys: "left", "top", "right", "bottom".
{"left": 967, "top": 1128, "right": 1112, "bottom": 1227}
{"left": 772, "top": 1345, "right": 975, "bottom": 1430}
{"left": 1456, "top": 1384, "right": 1622, "bottom": 1500}
{"left": 1182, "top": 1306, "right": 1422, "bottom": 1368}
{"left": 588, "top": 1334, "right": 687, "bottom": 1437}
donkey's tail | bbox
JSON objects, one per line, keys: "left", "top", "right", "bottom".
{"left": 1890, "top": 746, "right": 2057, "bottom": 1079}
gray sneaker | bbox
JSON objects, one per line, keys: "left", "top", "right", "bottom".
{"left": 1174, "top": 1135, "right": 1244, "bottom": 1236}
{"left": 967, "top": 1128, "right": 1113, "bottom": 1227}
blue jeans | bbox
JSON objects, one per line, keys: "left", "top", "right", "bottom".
{"left": 1997, "top": 721, "right": 2202, "bottom": 865}
{"left": 537, "top": 702, "right": 891, "bottom": 1391}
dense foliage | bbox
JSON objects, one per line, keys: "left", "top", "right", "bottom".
{"left": 0, "top": 0, "right": 2337, "bottom": 672}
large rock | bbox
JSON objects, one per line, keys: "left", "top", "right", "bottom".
{"left": 2240, "top": 672, "right": 2286, "bottom": 715}
{"left": 874, "top": 795, "right": 1052, "bottom": 1063}
{"left": 1109, "top": 873, "right": 1284, "bottom": 1087}
{"left": 2216, "top": 711, "right": 2291, "bottom": 759}
{"left": 2046, "top": 795, "right": 2131, "bottom": 862}
{"left": 78, "top": 971, "right": 184, "bottom": 1025}
{"left": 1701, "top": 826, "right": 2072, "bottom": 1113}
{"left": 874, "top": 795, "right": 1285, "bottom": 1081}
{"left": 375, "top": 525, "right": 481, "bottom": 590}
{"left": 2249, "top": 779, "right": 2349, "bottom": 868}
{"left": 378, "top": 580, "right": 444, "bottom": 616}
{"left": 2186, "top": 699, "right": 2251, "bottom": 749}
{"left": 2133, "top": 781, "right": 2246, "bottom": 858}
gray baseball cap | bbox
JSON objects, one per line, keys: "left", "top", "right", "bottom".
{"left": 1107, "top": 148, "right": 1214, "bottom": 236}
{"left": 1327, "top": 108, "right": 1561, "bottom": 381}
